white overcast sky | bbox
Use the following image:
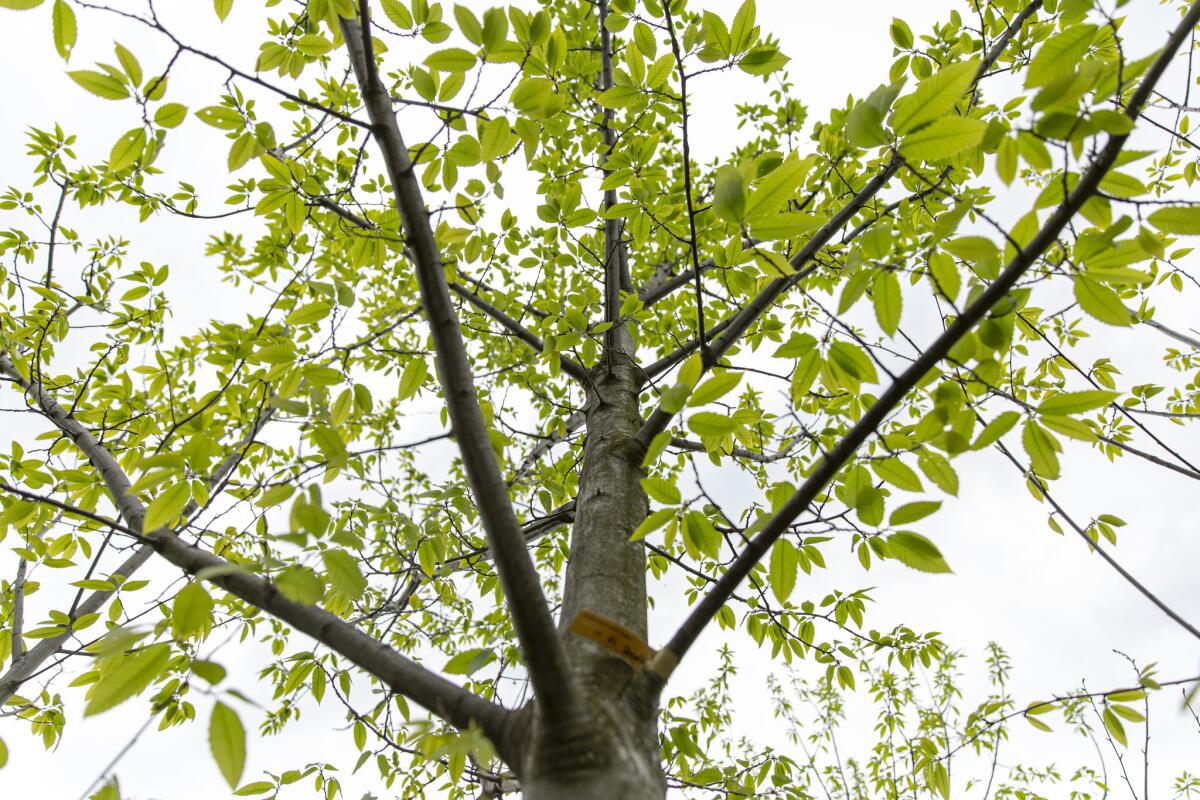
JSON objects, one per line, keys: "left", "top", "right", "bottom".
{"left": 1, "top": 1, "right": 1198, "bottom": 798}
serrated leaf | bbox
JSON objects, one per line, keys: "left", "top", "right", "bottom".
{"left": 209, "top": 702, "right": 246, "bottom": 788}
{"left": 900, "top": 116, "right": 986, "bottom": 162}
{"left": 52, "top": 0, "right": 76, "bottom": 60}
{"left": 1074, "top": 276, "right": 1131, "bottom": 326}
{"left": 687, "top": 372, "right": 742, "bottom": 407}
{"left": 322, "top": 549, "right": 367, "bottom": 600}
{"left": 85, "top": 642, "right": 170, "bottom": 716}
{"left": 443, "top": 647, "right": 495, "bottom": 675}
{"left": 1022, "top": 420, "right": 1061, "bottom": 480}
{"left": 891, "top": 59, "right": 978, "bottom": 134}
{"left": 768, "top": 539, "right": 798, "bottom": 603}
{"left": 1027, "top": 25, "right": 1097, "bottom": 88}
{"left": 745, "top": 154, "right": 807, "bottom": 219}
{"left": 1037, "top": 390, "right": 1117, "bottom": 416}
{"left": 172, "top": 581, "right": 213, "bottom": 639}
{"left": 1147, "top": 206, "right": 1200, "bottom": 235}
{"left": 630, "top": 508, "right": 673, "bottom": 541}
{"left": 887, "top": 532, "right": 951, "bottom": 573}
{"left": 889, "top": 500, "right": 941, "bottom": 525}
{"left": 68, "top": 69, "right": 129, "bottom": 100}
{"left": 641, "top": 475, "right": 681, "bottom": 505}
{"left": 688, "top": 412, "right": 738, "bottom": 438}
{"left": 143, "top": 482, "right": 190, "bottom": 532}
{"left": 872, "top": 270, "right": 902, "bottom": 335}
{"left": 214, "top": 0, "right": 233, "bottom": 20}
{"left": 108, "top": 127, "right": 147, "bottom": 173}
{"left": 154, "top": 102, "right": 188, "bottom": 128}
{"left": 426, "top": 47, "right": 476, "bottom": 72}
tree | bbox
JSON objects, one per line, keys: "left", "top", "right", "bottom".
{"left": 1, "top": 0, "right": 1199, "bottom": 797}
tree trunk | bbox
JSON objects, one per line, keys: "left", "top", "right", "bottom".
{"left": 507, "top": 359, "right": 667, "bottom": 798}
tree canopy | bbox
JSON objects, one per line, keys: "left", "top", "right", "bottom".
{"left": 1, "top": 0, "right": 1199, "bottom": 797}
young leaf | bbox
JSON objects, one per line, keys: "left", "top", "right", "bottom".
{"left": 52, "top": 0, "right": 75, "bottom": 60}
{"left": 1037, "top": 390, "right": 1117, "bottom": 416}
{"left": 900, "top": 116, "right": 986, "bottom": 162}
{"left": 322, "top": 549, "right": 367, "bottom": 600}
{"left": 85, "top": 643, "right": 170, "bottom": 716}
{"left": 886, "top": 532, "right": 951, "bottom": 573}
{"left": 209, "top": 702, "right": 247, "bottom": 789}
{"left": 890, "top": 59, "right": 978, "bottom": 134}
{"left": 143, "top": 482, "right": 191, "bottom": 532}
{"left": 1074, "top": 276, "right": 1132, "bottom": 326}
{"left": 872, "top": 270, "right": 902, "bottom": 335}
{"left": 1147, "top": 206, "right": 1200, "bottom": 235}
{"left": 68, "top": 70, "right": 129, "bottom": 100}
{"left": 172, "top": 581, "right": 214, "bottom": 639}
{"left": 687, "top": 372, "right": 743, "bottom": 407}
{"left": 768, "top": 539, "right": 799, "bottom": 603}
{"left": 443, "top": 647, "right": 496, "bottom": 675}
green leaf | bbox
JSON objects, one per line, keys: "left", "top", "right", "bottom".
{"left": 274, "top": 566, "right": 324, "bottom": 604}
{"left": 682, "top": 511, "right": 721, "bottom": 560}
{"left": 641, "top": 475, "right": 681, "bottom": 505}
{"left": 712, "top": 166, "right": 746, "bottom": 224}
{"left": 286, "top": 301, "right": 331, "bottom": 326}
{"left": 629, "top": 508, "right": 673, "bottom": 541}
{"left": 1074, "top": 276, "right": 1131, "bottom": 326}
{"left": 1022, "top": 420, "right": 1061, "bottom": 480}
{"left": 1037, "top": 390, "right": 1117, "bottom": 416}
{"left": 1147, "top": 206, "right": 1200, "bottom": 235}
{"left": 425, "top": 47, "right": 476, "bottom": 72}
{"left": 52, "top": 0, "right": 76, "bottom": 60}
{"left": 872, "top": 271, "right": 902, "bottom": 336}
{"left": 918, "top": 451, "right": 958, "bottom": 495}
{"left": 214, "top": 0, "right": 233, "bottom": 20}
{"left": 890, "top": 17, "right": 913, "bottom": 49}
{"left": 1026, "top": 25, "right": 1097, "bottom": 88}
{"left": 828, "top": 341, "right": 878, "bottom": 384}
{"left": 687, "top": 372, "right": 742, "bottom": 407}
{"left": 0, "top": 735, "right": 7, "bottom": 768}
{"left": 85, "top": 642, "right": 170, "bottom": 716}
{"left": 209, "top": 702, "right": 247, "bottom": 789}
{"left": 108, "top": 127, "right": 147, "bottom": 173}
{"left": 887, "top": 532, "right": 951, "bottom": 573}
{"left": 68, "top": 69, "right": 129, "bottom": 100}
{"left": 900, "top": 116, "right": 986, "bottom": 162}
{"left": 972, "top": 411, "right": 1020, "bottom": 449}
{"left": 738, "top": 46, "right": 788, "bottom": 75}
{"left": 845, "top": 81, "right": 904, "bottom": 148}
{"left": 1102, "top": 707, "right": 1128, "bottom": 746}
{"left": 154, "top": 102, "right": 188, "bottom": 128}
{"left": 688, "top": 412, "right": 738, "bottom": 438}
{"left": 511, "top": 77, "right": 553, "bottom": 115}
{"left": 143, "top": 482, "right": 191, "bottom": 532}
{"left": 873, "top": 458, "right": 922, "bottom": 492}
{"left": 172, "top": 581, "right": 214, "bottom": 639}
{"left": 889, "top": 500, "right": 941, "bottom": 526}
{"left": 398, "top": 358, "right": 428, "bottom": 400}
{"left": 380, "top": 0, "right": 413, "bottom": 29}
{"left": 745, "top": 154, "right": 807, "bottom": 219}
{"left": 234, "top": 782, "right": 276, "bottom": 796}
{"left": 443, "top": 647, "right": 495, "bottom": 675}
{"left": 322, "top": 549, "right": 367, "bottom": 600}
{"left": 0, "top": 0, "right": 45, "bottom": 9}
{"left": 890, "top": 59, "right": 978, "bottom": 134}
{"left": 768, "top": 539, "right": 798, "bottom": 603}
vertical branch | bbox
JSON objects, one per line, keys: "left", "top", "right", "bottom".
{"left": 10, "top": 559, "right": 26, "bottom": 666}
{"left": 598, "top": 0, "right": 634, "bottom": 357}
{"left": 43, "top": 179, "right": 69, "bottom": 289}
{"left": 661, "top": 1, "right": 709, "bottom": 361}
{"left": 340, "top": 7, "right": 581, "bottom": 722}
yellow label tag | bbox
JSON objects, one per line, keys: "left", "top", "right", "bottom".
{"left": 568, "top": 610, "right": 656, "bottom": 667}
